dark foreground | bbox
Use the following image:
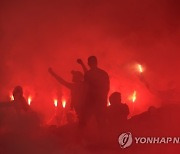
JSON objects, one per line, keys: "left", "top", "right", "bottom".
{"left": 0, "top": 103, "right": 180, "bottom": 154}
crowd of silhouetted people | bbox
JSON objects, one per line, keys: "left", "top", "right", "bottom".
{"left": 0, "top": 56, "right": 180, "bottom": 153}
{"left": 48, "top": 56, "right": 131, "bottom": 133}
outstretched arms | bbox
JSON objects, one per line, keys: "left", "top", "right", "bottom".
{"left": 77, "top": 59, "right": 88, "bottom": 73}
{"left": 48, "top": 68, "right": 72, "bottom": 89}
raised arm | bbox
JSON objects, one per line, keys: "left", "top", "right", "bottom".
{"left": 77, "top": 59, "right": 88, "bottom": 73}
{"left": 48, "top": 68, "right": 72, "bottom": 89}
{"left": 139, "top": 74, "right": 158, "bottom": 95}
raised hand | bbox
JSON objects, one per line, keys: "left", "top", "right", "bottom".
{"left": 77, "top": 58, "right": 88, "bottom": 73}
{"left": 77, "top": 59, "right": 83, "bottom": 65}
{"left": 48, "top": 67, "right": 54, "bottom": 75}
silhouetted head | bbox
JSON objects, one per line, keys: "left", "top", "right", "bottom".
{"left": 71, "top": 71, "right": 84, "bottom": 83}
{"left": 13, "top": 86, "right": 23, "bottom": 100}
{"left": 88, "top": 56, "right": 98, "bottom": 69}
{"left": 109, "top": 92, "right": 121, "bottom": 105}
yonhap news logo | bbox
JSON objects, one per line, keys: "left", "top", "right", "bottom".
{"left": 118, "top": 132, "right": 180, "bottom": 149}
{"left": 118, "top": 132, "right": 133, "bottom": 148}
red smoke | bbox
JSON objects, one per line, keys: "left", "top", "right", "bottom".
{"left": 0, "top": 0, "right": 180, "bottom": 119}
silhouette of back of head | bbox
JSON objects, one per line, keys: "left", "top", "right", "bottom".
{"left": 13, "top": 86, "right": 23, "bottom": 99}
{"left": 108, "top": 92, "right": 129, "bottom": 124}
{"left": 88, "top": 56, "right": 98, "bottom": 69}
{"left": 109, "top": 92, "right": 121, "bottom": 105}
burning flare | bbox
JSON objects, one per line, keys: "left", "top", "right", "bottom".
{"left": 132, "top": 91, "right": 137, "bottom": 103}
{"left": 129, "top": 91, "right": 137, "bottom": 103}
{"left": 137, "top": 64, "right": 143, "bottom": 73}
{"left": 28, "top": 96, "right": 32, "bottom": 106}
{"left": 107, "top": 101, "right": 111, "bottom": 107}
{"left": 10, "top": 95, "right": 14, "bottom": 101}
{"left": 54, "top": 99, "right": 58, "bottom": 107}
{"left": 62, "top": 99, "right": 66, "bottom": 108}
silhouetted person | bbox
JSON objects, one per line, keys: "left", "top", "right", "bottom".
{"left": 12, "top": 86, "right": 30, "bottom": 116}
{"left": 0, "top": 86, "right": 30, "bottom": 117}
{"left": 107, "top": 92, "right": 129, "bottom": 125}
{"left": 105, "top": 92, "right": 129, "bottom": 144}
{"left": 79, "top": 56, "right": 110, "bottom": 128}
{"left": 48, "top": 68, "right": 84, "bottom": 119}
{"left": 139, "top": 75, "right": 177, "bottom": 106}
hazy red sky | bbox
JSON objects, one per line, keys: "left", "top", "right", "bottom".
{"left": 1, "top": 0, "right": 180, "bottom": 116}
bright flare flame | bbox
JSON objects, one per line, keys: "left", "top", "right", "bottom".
{"left": 10, "top": 95, "right": 14, "bottom": 101}
{"left": 28, "top": 97, "right": 32, "bottom": 106}
{"left": 62, "top": 99, "right": 66, "bottom": 108}
{"left": 107, "top": 101, "right": 111, "bottom": 107}
{"left": 132, "top": 91, "right": 137, "bottom": 103}
{"left": 137, "top": 64, "right": 143, "bottom": 73}
{"left": 54, "top": 99, "right": 58, "bottom": 107}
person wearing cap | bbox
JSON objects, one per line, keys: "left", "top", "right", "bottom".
{"left": 48, "top": 68, "right": 85, "bottom": 119}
